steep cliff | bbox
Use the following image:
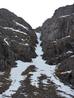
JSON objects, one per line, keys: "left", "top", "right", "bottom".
{"left": 41, "top": 4, "right": 74, "bottom": 87}
{"left": 0, "top": 8, "right": 37, "bottom": 71}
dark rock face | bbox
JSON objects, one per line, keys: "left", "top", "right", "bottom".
{"left": 53, "top": 4, "right": 74, "bottom": 18}
{"left": 41, "top": 4, "right": 74, "bottom": 86}
{"left": 34, "top": 26, "right": 42, "bottom": 32}
{"left": 0, "top": 36, "right": 16, "bottom": 71}
{"left": 0, "top": 8, "right": 37, "bottom": 71}
{"left": 56, "top": 56, "right": 74, "bottom": 87}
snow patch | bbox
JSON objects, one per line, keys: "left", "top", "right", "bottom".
{"left": 15, "top": 35, "right": 18, "bottom": 37}
{"left": 3, "top": 27, "right": 27, "bottom": 35}
{"left": 19, "top": 43, "right": 29, "bottom": 46}
{"left": 62, "top": 35, "right": 70, "bottom": 40}
{"left": 21, "top": 39, "right": 24, "bottom": 41}
{"left": 4, "top": 38, "right": 9, "bottom": 46}
{"left": 70, "top": 55, "right": 74, "bottom": 58}
{"left": 14, "top": 20, "right": 28, "bottom": 31}
{"left": 1, "top": 33, "right": 74, "bottom": 98}
{"left": 59, "top": 14, "right": 71, "bottom": 18}
{"left": 1, "top": 60, "right": 31, "bottom": 97}
{"left": 0, "top": 72, "right": 5, "bottom": 75}
{"left": 59, "top": 13, "right": 74, "bottom": 18}
{"left": 66, "top": 51, "right": 73, "bottom": 54}
{"left": 60, "top": 70, "right": 72, "bottom": 75}
{"left": 31, "top": 33, "right": 74, "bottom": 98}
{"left": 25, "top": 43, "right": 29, "bottom": 46}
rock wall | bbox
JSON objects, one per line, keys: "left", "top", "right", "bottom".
{"left": 0, "top": 8, "right": 37, "bottom": 71}
{"left": 41, "top": 4, "right": 74, "bottom": 87}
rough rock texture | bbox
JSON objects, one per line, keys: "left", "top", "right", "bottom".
{"left": 56, "top": 56, "right": 74, "bottom": 87}
{"left": 34, "top": 26, "right": 42, "bottom": 32}
{"left": 0, "top": 8, "right": 37, "bottom": 71}
{"left": 53, "top": 4, "right": 74, "bottom": 18}
{"left": 41, "top": 4, "right": 74, "bottom": 87}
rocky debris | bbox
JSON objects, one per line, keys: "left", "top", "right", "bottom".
{"left": 41, "top": 4, "right": 74, "bottom": 87}
{"left": 0, "top": 8, "right": 37, "bottom": 71}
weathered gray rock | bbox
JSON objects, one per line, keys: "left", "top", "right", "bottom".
{"left": 41, "top": 4, "right": 74, "bottom": 86}
{"left": 53, "top": 4, "right": 74, "bottom": 18}
{"left": 57, "top": 56, "right": 74, "bottom": 87}
{"left": 0, "top": 8, "right": 37, "bottom": 71}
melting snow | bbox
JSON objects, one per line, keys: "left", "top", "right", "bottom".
{"left": 3, "top": 27, "right": 27, "bottom": 35}
{"left": 15, "top": 35, "right": 18, "bottom": 37}
{"left": 62, "top": 35, "right": 70, "bottom": 40}
{"left": 30, "top": 33, "right": 74, "bottom": 98}
{"left": 59, "top": 13, "right": 74, "bottom": 18}
{"left": 0, "top": 61, "right": 31, "bottom": 98}
{"left": 66, "top": 51, "right": 73, "bottom": 54}
{"left": 25, "top": 43, "right": 29, "bottom": 46}
{"left": 13, "top": 20, "right": 28, "bottom": 31}
{"left": 60, "top": 70, "right": 72, "bottom": 75}
{"left": 0, "top": 72, "right": 5, "bottom": 75}
{"left": 59, "top": 14, "right": 71, "bottom": 18}
{"left": 0, "top": 33, "right": 74, "bottom": 98}
{"left": 70, "top": 55, "right": 74, "bottom": 58}
{"left": 19, "top": 43, "right": 29, "bottom": 46}
{"left": 21, "top": 39, "right": 24, "bottom": 41}
{"left": 4, "top": 38, "right": 9, "bottom": 46}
